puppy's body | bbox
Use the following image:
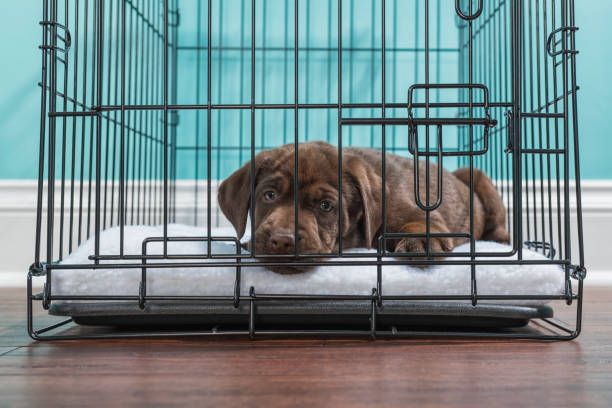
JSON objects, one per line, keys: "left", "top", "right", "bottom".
{"left": 218, "top": 141, "right": 508, "bottom": 273}
{"left": 345, "top": 146, "right": 509, "bottom": 249}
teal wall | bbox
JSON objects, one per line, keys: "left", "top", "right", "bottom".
{"left": 0, "top": 3, "right": 43, "bottom": 179}
{"left": 1, "top": 1, "right": 611, "bottom": 180}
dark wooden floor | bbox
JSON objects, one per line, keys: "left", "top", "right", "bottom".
{"left": 1, "top": 287, "right": 611, "bottom": 408}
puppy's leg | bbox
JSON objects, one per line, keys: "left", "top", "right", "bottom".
{"left": 392, "top": 218, "right": 454, "bottom": 256}
{"left": 453, "top": 168, "right": 509, "bottom": 244}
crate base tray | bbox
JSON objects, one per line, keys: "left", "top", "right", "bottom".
{"left": 49, "top": 301, "right": 553, "bottom": 330}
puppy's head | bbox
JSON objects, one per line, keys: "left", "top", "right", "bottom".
{"left": 218, "top": 141, "right": 383, "bottom": 273}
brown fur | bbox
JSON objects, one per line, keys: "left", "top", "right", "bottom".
{"left": 218, "top": 141, "right": 509, "bottom": 273}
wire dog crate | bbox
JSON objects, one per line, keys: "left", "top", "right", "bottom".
{"left": 30, "top": 0, "right": 586, "bottom": 340}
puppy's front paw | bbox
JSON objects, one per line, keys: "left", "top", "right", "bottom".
{"left": 391, "top": 221, "right": 455, "bottom": 265}
{"left": 393, "top": 236, "right": 453, "bottom": 257}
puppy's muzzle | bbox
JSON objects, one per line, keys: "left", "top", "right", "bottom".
{"left": 268, "top": 232, "right": 295, "bottom": 254}
{"left": 253, "top": 229, "right": 320, "bottom": 274}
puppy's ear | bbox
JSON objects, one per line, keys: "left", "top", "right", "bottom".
{"left": 345, "top": 156, "right": 384, "bottom": 249}
{"left": 218, "top": 161, "right": 253, "bottom": 238}
{"left": 218, "top": 148, "right": 283, "bottom": 238}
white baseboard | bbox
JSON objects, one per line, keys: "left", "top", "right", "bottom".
{"left": 1, "top": 179, "right": 611, "bottom": 287}
{"left": 0, "top": 271, "right": 29, "bottom": 288}
{"left": 584, "top": 271, "right": 612, "bottom": 286}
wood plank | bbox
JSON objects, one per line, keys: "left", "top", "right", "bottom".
{"left": 0, "top": 287, "right": 611, "bottom": 407}
{"left": 0, "top": 347, "right": 19, "bottom": 357}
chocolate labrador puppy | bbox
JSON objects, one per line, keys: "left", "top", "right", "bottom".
{"left": 218, "top": 141, "right": 508, "bottom": 273}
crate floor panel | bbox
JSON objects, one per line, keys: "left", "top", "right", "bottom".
{"left": 49, "top": 301, "right": 554, "bottom": 329}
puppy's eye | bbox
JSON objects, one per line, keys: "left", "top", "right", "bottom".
{"left": 263, "top": 191, "right": 277, "bottom": 201}
{"left": 319, "top": 200, "right": 333, "bottom": 212}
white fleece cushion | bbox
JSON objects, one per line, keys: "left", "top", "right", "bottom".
{"left": 52, "top": 224, "right": 564, "bottom": 304}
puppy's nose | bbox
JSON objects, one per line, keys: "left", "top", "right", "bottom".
{"left": 269, "top": 233, "right": 295, "bottom": 253}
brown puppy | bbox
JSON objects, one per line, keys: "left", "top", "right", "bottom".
{"left": 218, "top": 141, "right": 509, "bottom": 273}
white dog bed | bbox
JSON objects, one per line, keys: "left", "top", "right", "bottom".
{"left": 51, "top": 224, "right": 564, "bottom": 305}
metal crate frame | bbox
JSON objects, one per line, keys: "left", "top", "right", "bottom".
{"left": 29, "top": 0, "right": 586, "bottom": 340}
